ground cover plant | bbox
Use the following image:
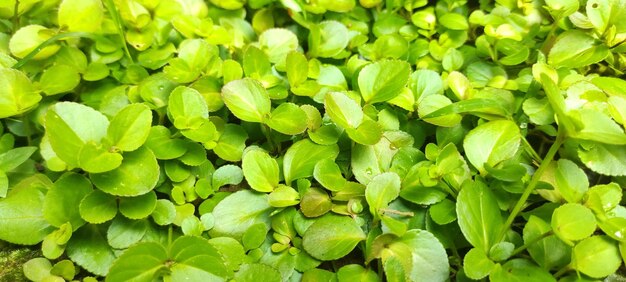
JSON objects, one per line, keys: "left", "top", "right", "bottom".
{"left": 1, "top": 0, "right": 626, "bottom": 281}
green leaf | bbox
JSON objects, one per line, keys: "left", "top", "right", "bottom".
{"left": 365, "top": 172, "right": 401, "bottom": 218}
{"left": 336, "top": 264, "right": 379, "bottom": 282}
{"left": 358, "top": 60, "right": 411, "bottom": 104}
{"left": 67, "top": 224, "right": 117, "bottom": 276}
{"left": 578, "top": 143, "right": 626, "bottom": 176}
{"left": 23, "top": 257, "right": 53, "bottom": 282}
{"left": 0, "top": 146, "right": 37, "bottom": 171}
{"left": 463, "top": 120, "right": 521, "bottom": 174}
{"left": 309, "top": 21, "right": 350, "bottom": 58}
{"left": 214, "top": 124, "right": 248, "bottom": 162}
{"left": 0, "top": 68, "right": 41, "bottom": 118}
{"left": 551, "top": 203, "right": 596, "bottom": 243}
{"left": 266, "top": 103, "right": 308, "bottom": 135}
{"left": 572, "top": 236, "right": 622, "bottom": 278}
{"left": 234, "top": 263, "right": 281, "bottom": 282}
{"left": 523, "top": 216, "right": 570, "bottom": 270}
{"left": 45, "top": 102, "right": 109, "bottom": 168}
{"left": 107, "top": 103, "right": 152, "bottom": 152}
{"left": 51, "top": 260, "right": 76, "bottom": 280}
{"left": 456, "top": 181, "right": 503, "bottom": 252}
{"left": 151, "top": 199, "right": 176, "bottom": 226}
{"left": 9, "top": 25, "right": 60, "bottom": 60}
{"left": 91, "top": 146, "right": 159, "bottom": 196}
{"left": 144, "top": 126, "right": 188, "bottom": 160}
{"left": 208, "top": 237, "right": 247, "bottom": 272}
{"left": 283, "top": 139, "right": 340, "bottom": 185}
{"left": 300, "top": 187, "right": 332, "bottom": 217}
{"left": 107, "top": 236, "right": 230, "bottom": 281}
{"left": 77, "top": 142, "right": 123, "bottom": 173}
{"left": 43, "top": 172, "right": 91, "bottom": 228}
{"left": 463, "top": 248, "right": 495, "bottom": 279}
{"left": 243, "top": 46, "right": 272, "bottom": 79}
{"left": 489, "top": 259, "right": 555, "bottom": 282}
{"left": 429, "top": 198, "right": 457, "bottom": 225}
{"left": 324, "top": 92, "right": 363, "bottom": 129}
{"left": 346, "top": 119, "right": 383, "bottom": 145}
{"left": 210, "top": 190, "right": 272, "bottom": 241}
{"left": 439, "top": 13, "right": 468, "bottom": 30}
{"left": 212, "top": 165, "right": 244, "bottom": 190}
{"left": 548, "top": 30, "right": 609, "bottom": 68}
{"left": 79, "top": 190, "right": 117, "bottom": 224}
{"left": 40, "top": 64, "right": 81, "bottom": 95}
{"left": 380, "top": 230, "right": 449, "bottom": 282}
{"left": 302, "top": 214, "right": 366, "bottom": 260}
{"left": 107, "top": 217, "right": 149, "bottom": 249}
{"left": 168, "top": 86, "right": 209, "bottom": 122}
{"left": 58, "top": 0, "right": 103, "bottom": 32}
{"left": 258, "top": 28, "right": 298, "bottom": 66}
{"left": 286, "top": 51, "right": 308, "bottom": 86}
{"left": 119, "top": 191, "right": 157, "bottom": 219}
{"left": 221, "top": 78, "right": 271, "bottom": 123}
{"left": 268, "top": 184, "right": 300, "bottom": 207}
{"left": 313, "top": 159, "right": 346, "bottom": 192}
{"left": 555, "top": 159, "right": 588, "bottom": 203}
{"left": 0, "top": 175, "right": 54, "bottom": 244}
{"left": 242, "top": 149, "right": 279, "bottom": 192}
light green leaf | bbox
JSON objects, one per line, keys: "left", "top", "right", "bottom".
{"left": 302, "top": 214, "right": 366, "bottom": 260}
{"left": 234, "top": 263, "right": 281, "bottom": 282}
{"left": 463, "top": 120, "right": 521, "bottom": 174}
{"left": 313, "top": 159, "right": 346, "bottom": 192}
{"left": 242, "top": 149, "right": 279, "bottom": 192}
{"left": 45, "top": 102, "right": 109, "bottom": 167}
{"left": 489, "top": 259, "right": 555, "bottom": 282}
{"left": 108, "top": 103, "right": 153, "bottom": 152}
{"left": 91, "top": 146, "right": 160, "bottom": 196}
{"left": 43, "top": 172, "right": 92, "bottom": 228}
{"left": 365, "top": 172, "right": 401, "bottom": 218}
{"left": 358, "top": 60, "right": 411, "bottom": 104}
{"left": 210, "top": 190, "right": 272, "bottom": 241}
{"left": 23, "top": 258, "right": 53, "bottom": 282}
{"left": 578, "top": 143, "right": 626, "bottom": 176}
{"left": 523, "top": 216, "right": 571, "bottom": 270}
{"left": 221, "top": 78, "right": 271, "bottom": 123}
{"left": 58, "top": 0, "right": 103, "bottom": 32}
{"left": 107, "top": 217, "right": 149, "bottom": 249}
{"left": 151, "top": 199, "right": 176, "bottom": 226}
{"left": 346, "top": 119, "right": 383, "bottom": 145}
{"left": 286, "top": 51, "right": 308, "bottom": 86}
{"left": 551, "top": 203, "right": 596, "bottom": 243}
{"left": 309, "top": 21, "right": 350, "bottom": 58}
{"left": 67, "top": 224, "right": 117, "bottom": 276}
{"left": 380, "top": 230, "right": 449, "bottom": 282}
{"left": 79, "top": 190, "right": 117, "bottom": 224}
{"left": 214, "top": 124, "right": 248, "bottom": 162}
{"left": 119, "top": 191, "right": 157, "bottom": 219}
{"left": 168, "top": 86, "right": 209, "bottom": 122}
{"left": 555, "top": 159, "right": 588, "bottom": 203}
{"left": 266, "top": 103, "right": 308, "bottom": 135}
{"left": 456, "top": 181, "right": 503, "bottom": 252}
{"left": 463, "top": 248, "right": 495, "bottom": 279}
{"left": 336, "top": 264, "right": 379, "bottom": 282}
{"left": 40, "top": 64, "right": 81, "bottom": 95}
{"left": 258, "top": 28, "right": 298, "bottom": 66}
{"left": 0, "top": 146, "right": 37, "bottom": 171}
{"left": 0, "top": 68, "right": 41, "bottom": 118}
{"left": 324, "top": 92, "right": 363, "bottom": 129}
{"left": 212, "top": 165, "right": 244, "bottom": 189}
{"left": 9, "top": 25, "right": 60, "bottom": 59}
{"left": 0, "top": 175, "right": 54, "bottom": 245}
{"left": 572, "top": 236, "right": 622, "bottom": 278}
{"left": 283, "top": 139, "right": 340, "bottom": 185}
{"left": 548, "top": 30, "right": 609, "bottom": 68}
{"left": 77, "top": 142, "right": 123, "bottom": 173}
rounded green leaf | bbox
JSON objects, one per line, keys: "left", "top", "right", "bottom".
{"left": 168, "top": 86, "right": 209, "bottom": 122}
{"left": 106, "top": 217, "right": 149, "bottom": 249}
{"left": 210, "top": 190, "right": 272, "bottom": 240}
{"left": 119, "top": 191, "right": 158, "bottom": 219}
{"left": 43, "top": 172, "right": 92, "bottom": 228}
{"left": 365, "top": 172, "right": 401, "bottom": 217}
{"left": 358, "top": 60, "right": 411, "bottom": 104}
{"left": 107, "top": 103, "right": 153, "bottom": 152}
{"left": 324, "top": 92, "right": 363, "bottom": 129}
{"left": 67, "top": 225, "right": 117, "bottom": 276}
{"left": 258, "top": 28, "right": 298, "bottom": 66}
{"left": 77, "top": 142, "right": 123, "bottom": 173}
{"left": 463, "top": 248, "right": 495, "bottom": 279}
{"left": 463, "top": 120, "right": 521, "bottom": 174}
{"left": 234, "top": 263, "right": 281, "bottom": 282}
{"left": 548, "top": 30, "right": 609, "bottom": 68}
{"left": 9, "top": 25, "right": 60, "bottom": 59}
{"left": 456, "top": 181, "right": 503, "bottom": 252}
{"left": 151, "top": 199, "right": 176, "bottom": 226}
{"left": 489, "top": 259, "right": 555, "bottom": 282}
{"left": 302, "top": 214, "right": 366, "bottom": 260}
{"left": 58, "top": 0, "right": 103, "bottom": 32}
{"left": 144, "top": 126, "right": 188, "bottom": 160}
{"left": 309, "top": 21, "right": 350, "bottom": 58}
{"left": 23, "top": 257, "right": 53, "bottom": 282}
{"left": 242, "top": 149, "right": 279, "bottom": 192}
{"left": 551, "top": 203, "right": 596, "bottom": 243}
{"left": 45, "top": 102, "right": 109, "bottom": 167}
{"left": 555, "top": 159, "right": 589, "bottom": 203}
{"left": 79, "top": 190, "right": 117, "bottom": 224}
{"left": 283, "top": 139, "right": 340, "bottom": 185}
{"left": 106, "top": 241, "right": 168, "bottom": 282}
{"left": 313, "top": 159, "right": 346, "bottom": 192}
{"left": 337, "top": 264, "right": 378, "bottom": 282}
{"left": 212, "top": 164, "right": 244, "bottom": 189}
{"left": 91, "top": 147, "right": 159, "bottom": 196}
{"left": 439, "top": 13, "right": 469, "bottom": 30}
{"left": 221, "top": 78, "right": 271, "bottom": 123}
{"left": 572, "top": 236, "right": 622, "bottom": 278}
{"left": 266, "top": 102, "right": 308, "bottom": 135}
{"left": 346, "top": 119, "right": 383, "bottom": 145}
{"left": 0, "top": 68, "right": 41, "bottom": 119}
{"left": 214, "top": 124, "right": 248, "bottom": 162}
{"left": 40, "top": 64, "right": 81, "bottom": 95}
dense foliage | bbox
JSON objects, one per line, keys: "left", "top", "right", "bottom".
{"left": 1, "top": 0, "right": 626, "bottom": 280}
